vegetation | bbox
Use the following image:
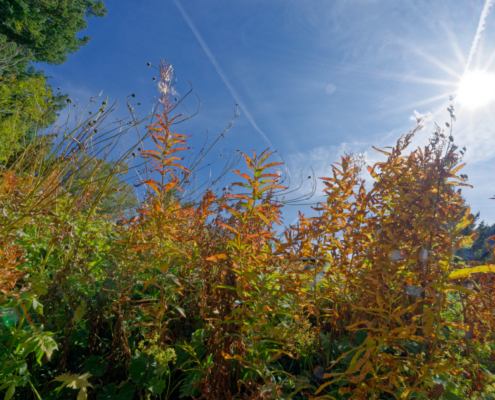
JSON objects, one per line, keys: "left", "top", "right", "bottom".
{"left": 0, "top": 0, "right": 106, "bottom": 167}
{"left": 0, "top": 58, "right": 494, "bottom": 400}
{"left": 0, "top": 73, "right": 55, "bottom": 163}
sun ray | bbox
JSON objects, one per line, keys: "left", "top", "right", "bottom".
{"left": 383, "top": 92, "right": 452, "bottom": 117}
{"left": 483, "top": 47, "right": 495, "bottom": 71}
{"left": 410, "top": 46, "right": 462, "bottom": 79}
{"left": 440, "top": 23, "right": 467, "bottom": 69}
{"left": 400, "top": 76, "right": 458, "bottom": 87}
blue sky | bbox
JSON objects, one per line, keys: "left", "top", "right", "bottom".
{"left": 40, "top": 0, "right": 495, "bottom": 226}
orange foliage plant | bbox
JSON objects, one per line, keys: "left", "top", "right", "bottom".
{"left": 118, "top": 61, "right": 495, "bottom": 399}
{"left": 3, "top": 59, "right": 495, "bottom": 400}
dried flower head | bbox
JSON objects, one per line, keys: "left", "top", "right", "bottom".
{"left": 411, "top": 110, "right": 432, "bottom": 129}
{"left": 156, "top": 61, "right": 177, "bottom": 104}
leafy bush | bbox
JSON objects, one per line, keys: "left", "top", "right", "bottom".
{"left": 1, "top": 60, "right": 495, "bottom": 400}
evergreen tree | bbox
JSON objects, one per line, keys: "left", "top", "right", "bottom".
{"left": 0, "top": 0, "right": 107, "bottom": 67}
{"left": 460, "top": 212, "right": 495, "bottom": 263}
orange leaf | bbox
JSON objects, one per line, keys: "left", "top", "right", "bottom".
{"left": 206, "top": 254, "right": 228, "bottom": 261}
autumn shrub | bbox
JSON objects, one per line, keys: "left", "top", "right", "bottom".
{"left": 1, "top": 59, "right": 495, "bottom": 400}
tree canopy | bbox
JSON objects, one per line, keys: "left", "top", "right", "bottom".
{"left": 0, "top": 0, "right": 107, "bottom": 66}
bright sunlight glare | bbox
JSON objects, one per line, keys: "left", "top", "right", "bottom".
{"left": 457, "top": 70, "right": 495, "bottom": 109}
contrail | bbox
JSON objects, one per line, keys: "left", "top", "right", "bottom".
{"left": 466, "top": 0, "right": 493, "bottom": 71}
{"left": 173, "top": 0, "right": 275, "bottom": 151}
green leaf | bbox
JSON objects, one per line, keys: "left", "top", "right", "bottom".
{"left": 116, "top": 383, "right": 135, "bottom": 400}
{"left": 32, "top": 298, "right": 43, "bottom": 315}
{"left": 5, "top": 384, "right": 15, "bottom": 400}
{"left": 85, "top": 356, "right": 107, "bottom": 377}
{"left": 147, "top": 377, "right": 166, "bottom": 395}
{"left": 355, "top": 330, "right": 367, "bottom": 346}
{"left": 97, "top": 383, "right": 116, "bottom": 400}
{"left": 443, "top": 391, "right": 463, "bottom": 400}
{"left": 129, "top": 354, "right": 148, "bottom": 383}
{"left": 179, "top": 370, "right": 201, "bottom": 398}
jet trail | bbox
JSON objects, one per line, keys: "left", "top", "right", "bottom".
{"left": 466, "top": 0, "right": 493, "bottom": 71}
{"left": 173, "top": 0, "right": 275, "bottom": 151}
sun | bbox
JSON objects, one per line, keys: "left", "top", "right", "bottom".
{"left": 457, "top": 70, "right": 495, "bottom": 110}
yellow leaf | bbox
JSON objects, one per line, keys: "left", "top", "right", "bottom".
{"left": 77, "top": 387, "right": 88, "bottom": 400}
{"left": 454, "top": 231, "right": 479, "bottom": 250}
{"left": 347, "top": 361, "right": 372, "bottom": 384}
{"left": 73, "top": 305, "right": 86, "bottom": 324}
{"left": 53, "top": 373, "right": 93, "bottom": 392}
{"left": 430, "top": 283, "right": 476, "bottom": 296}
{"left": 422, "top": 308, "right": 435, "bottom": 337}
{"left": 447, "top": 265, "right": 495, "bottom": 280}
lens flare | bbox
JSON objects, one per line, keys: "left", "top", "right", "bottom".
{"left": 457, "top": 70, "right": 495, "bottom": 109}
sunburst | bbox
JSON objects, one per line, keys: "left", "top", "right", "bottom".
{"left": 457, "top": 70, "right": 495, "bottom": 109}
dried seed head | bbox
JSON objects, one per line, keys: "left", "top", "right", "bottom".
{"left": 132, "top": 93, "right": 135, "bottom": 97}
{"left": 147, "top": 62, "right": 151, "bottom": 66}
{"left": 66, "top": 98, "right": 72, "bottom": 104}
{"left": 153, "top": 77, "right": 156, "bottom": 81}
